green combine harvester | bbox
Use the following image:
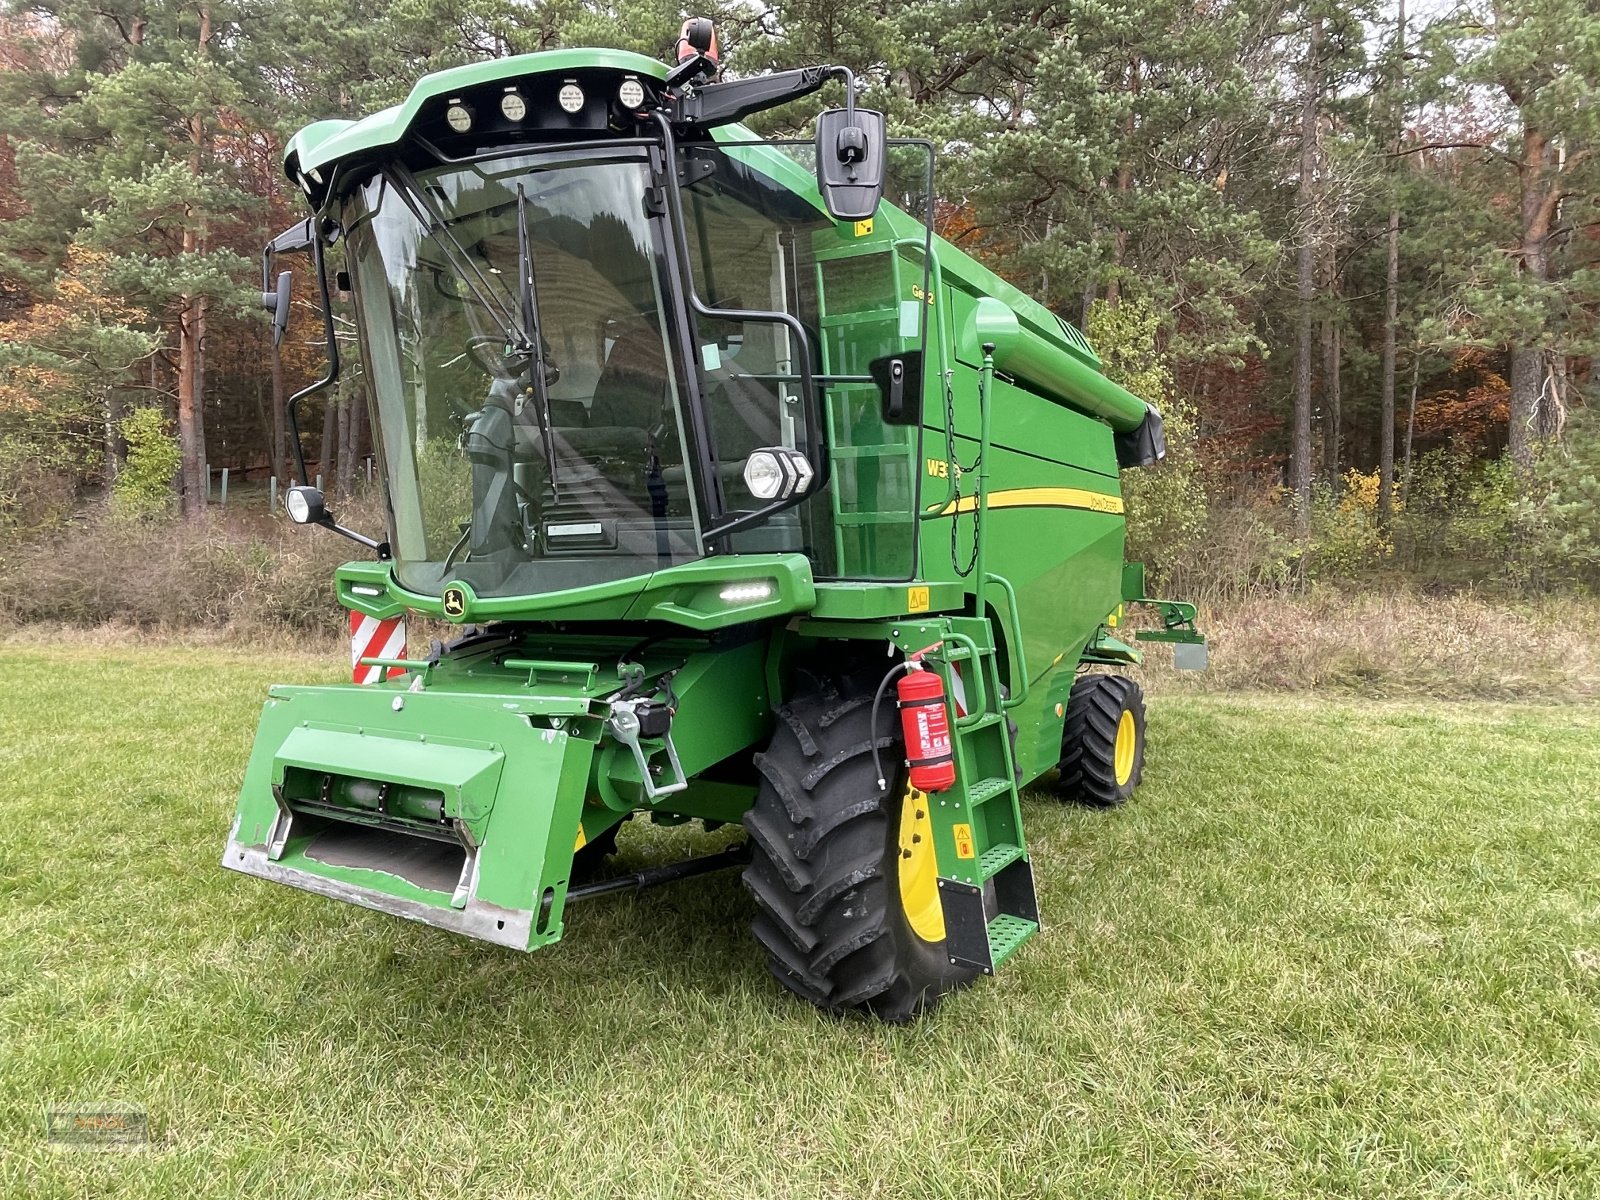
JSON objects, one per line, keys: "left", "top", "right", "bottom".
{"left": 227, "top": 22, "right": 1206, "bottom": 1020}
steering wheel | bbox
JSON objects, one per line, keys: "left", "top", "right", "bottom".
{"left": 465, "top": 333, "right": 560, "bottom": 386}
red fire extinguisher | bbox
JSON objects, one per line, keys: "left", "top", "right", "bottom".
{"left": 897, "top": 662, "right": 956, "bottom": 793}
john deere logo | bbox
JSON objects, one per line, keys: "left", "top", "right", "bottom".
{"left": 441, "top": 584, "right": 469, "bottom": 621}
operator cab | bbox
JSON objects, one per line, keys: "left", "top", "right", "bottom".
{"left": 270, "top": 35, "right": 934, "bottom": 604}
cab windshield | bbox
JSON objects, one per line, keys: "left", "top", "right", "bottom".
{"left": 345, "top": 154, "right": 702, "bottom": 599}
{"left": 343, "top": 141, "right": 926, "bottom": 600}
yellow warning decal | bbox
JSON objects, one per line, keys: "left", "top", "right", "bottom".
{"left": 853, "top": 217, "right": 874, "bottom": 237}
{"left": 953, "top": 823, "right": 975, "bottom": 859}
{"left": 573, "top": 825, "right": 587, "bottom": 853}
{"left": 908, "top": 586, "right": 930, "bottom": 613}
{"left": 933, "top": 487, "right": 1124, "bottom": 517}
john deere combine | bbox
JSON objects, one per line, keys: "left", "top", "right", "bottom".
{"left": 227, "top": 23, "right": 1206, "bottom": 1020}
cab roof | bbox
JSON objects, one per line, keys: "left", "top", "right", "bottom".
{"left": 283, "top": 48, "right": 668, "bottom": 185}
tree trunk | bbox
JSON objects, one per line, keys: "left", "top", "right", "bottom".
{"left": 1292, "top": 16, "right": 1322, "bottom": 528}
{"left": 1321, "top": 318, "right": 1340, "bottom": 483}
{"left": 1508, "top": 125, "right": 1559, "bottom": 471}
{"left": 1379, "top": 200, "right": 1399, "bottom": 518}
{"left": 175, "top": 6, "right": 213, "bottom": 519}
{"left": 1102, "top": 57, "right": 1140, "bottom": 309}
{"left": 1379, "top": 0, "right": 1405, "bottom": 520}
{"left": 319, "top": 393, "right": 337, "bottom": 486}
{"left": 102, "top": 388, "right": 124, "bottom": 487}
{"left": 176, "top": 300, "right": 205, "bottom": 516}
{"left": 336, "top": 385, "right": 354, "bottom": 500}
{"left": 1401, "top": 352, "right": 1421, "bottom": 503}
{"left": 353, "top": 385, "right": 370, "bottom": 484}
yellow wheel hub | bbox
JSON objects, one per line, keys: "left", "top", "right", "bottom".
{"left": 1114, "top": 708, "right": 1137, "bottom": 787}
{"left": 896, "top": 784, "right": 945, "bottom": 943}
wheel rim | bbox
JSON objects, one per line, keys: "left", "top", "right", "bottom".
{"left": 896, "top": 784, "right": 946, "bottom": 943}
{"left": 1114, "top": 708, "right": 1136, "bottom": 786}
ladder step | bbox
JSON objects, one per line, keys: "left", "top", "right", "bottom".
{"left": 977, "top": 842, "right": 1025, "bottom": 881}
{"left": 986, "top": 914, "right": 1038, "bottom": 970}
{"left": 966, "top": 776, "right": 1013, "bottom": 806}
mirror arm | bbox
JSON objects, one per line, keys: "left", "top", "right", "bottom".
{"left": 316, "top": 513, "right": 383, "bottom": 552}
{"left": 284, "top": 231, "right": 341, "bottom": 486}
{"left": 669, "top": 64, "right": 854, "bottom": 129}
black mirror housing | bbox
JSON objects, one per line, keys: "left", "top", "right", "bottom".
{"left": 815, "top": 107, "right": 886, "bottom": 222}
{"left": 260, "top": 218, "right": 316, "bottom": 349}
{"left": 261, "top": 270, "right": 292, "bottom": 347}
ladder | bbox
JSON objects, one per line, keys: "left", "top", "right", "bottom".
{"left": 925, "top": 613, "right": 1040, "bottom": 975}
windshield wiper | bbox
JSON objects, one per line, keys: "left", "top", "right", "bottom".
{"left": 383, "top": 163, "right": 524, "bottom": 349}
{"left": 439, "top": 522, "right": 472, "bottom": 580}
{"left": 384, "top": 165, "right": 562, "bottom": 501}
{"left": 516, "top": 182, "right": 560, "bottom": 500}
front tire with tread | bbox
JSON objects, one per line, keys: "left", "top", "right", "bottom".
{"left": 741, "top": 673, "right": 977, "bottom": 1021}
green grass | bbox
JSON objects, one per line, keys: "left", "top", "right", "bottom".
{"left": 2, "top": 642, "right": 1598, "bottom": 1198}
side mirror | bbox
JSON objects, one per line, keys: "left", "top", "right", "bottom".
{"left": 260, "top": 218, "right": 316, "bottom": 348}
{"left": 260, "top": 270, "right": 292, "bottom": 347}
{"left": 815, "top": 107, "right": 886, "bottom": 222}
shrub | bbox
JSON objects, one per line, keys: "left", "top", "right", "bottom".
{"left": 1526, "top": 409, "right": 1600, "bottom": 589}
{"left": 1087, "top": 298, "right": 1208, "bottom": 581}
{"left": 0, "top": 505, "right": 357, "bottom": 634}
{"left": 112, "top": 406, "right": 181, "bottom": 519}
{"left": 1390, "top": 451, "right": 1527, "bottom": 587}
{"left": 1307, "top": 469, "right": 1394, "bottom": 582}
{"left": 0, "top": 440, "right": 77, "bottom": 560}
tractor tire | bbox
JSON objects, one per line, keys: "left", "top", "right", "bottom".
{"left": 742, "top": 673, "right": 978, "bottom": 1021}
{"left": 1056, "top": 673, "right": 1145, "bottom": 807}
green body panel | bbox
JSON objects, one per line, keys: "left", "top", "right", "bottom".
{"left": 228, "top": 45, "right": 1207, "bottom": 981}
{"left": 343, "top": 553, "right": 815, "bottom": 627}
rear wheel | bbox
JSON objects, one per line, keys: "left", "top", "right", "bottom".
{"left": 1057, "top": 673, "right": 1145, "bottom": 807}
{"left": 741, "top": 673, "right": 978, "bottom": 1021}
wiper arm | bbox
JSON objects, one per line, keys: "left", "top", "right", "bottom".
{"left": 439, "top": 522, "right": 471, "bottom": 580}
{"left": 516, "top": 182, "right": 560, "bottom": 499}
{"left": 383, "top": 163, "right": 524, "bottom": 350}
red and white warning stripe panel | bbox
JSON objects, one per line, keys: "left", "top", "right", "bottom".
{"left": 349, "top": 610, "right": 407, "bottom": 684}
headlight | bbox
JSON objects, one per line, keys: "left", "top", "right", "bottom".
{"left": 284, "top": 485, "right": 325, "bottom": 525}
{"left": 742, "top": 447, "right": 816, "bottom": 501}
{"left": 743, "top": 451, "right": 785, "bottom": 500}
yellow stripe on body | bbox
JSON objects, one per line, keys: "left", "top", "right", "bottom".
{"left": 930, "top": 487, "right": 1124, "bottom": 517}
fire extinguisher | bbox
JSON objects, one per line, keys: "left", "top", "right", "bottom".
{"left": 896, "top": 661, "right": 957, "bottom": 793}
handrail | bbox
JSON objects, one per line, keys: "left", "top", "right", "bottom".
{"left": 985, "top": 572, "right": 1031, "bottom": 710}
{"left": 937, "top": 631, "right": 991, "bottom": 730}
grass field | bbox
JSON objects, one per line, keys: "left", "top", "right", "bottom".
{"left": 2, "top": 642, "right": 1598, "bottom": 1199}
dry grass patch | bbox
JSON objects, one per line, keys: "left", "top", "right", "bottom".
{"left": 1144, "top": 590, "right": 1600, "bottom": 701}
